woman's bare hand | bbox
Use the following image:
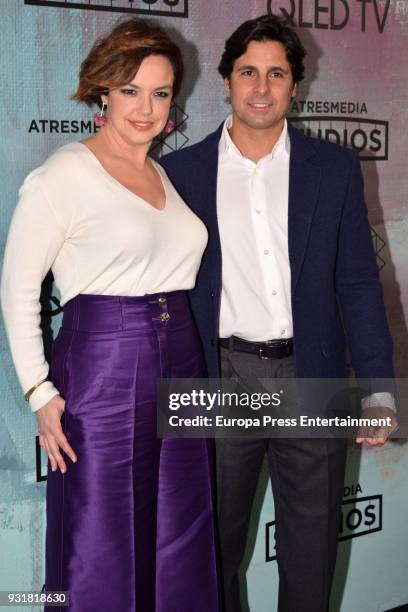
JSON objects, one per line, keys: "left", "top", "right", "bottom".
{"left": 36, "top": 395, "right": 77, "bottom": 473}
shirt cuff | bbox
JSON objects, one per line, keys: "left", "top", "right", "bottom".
{"left": 361, "top": 392, "right": 396, "bottom": 413}
{"left": 29, "top": 381, "right": 60, "bottom": 412}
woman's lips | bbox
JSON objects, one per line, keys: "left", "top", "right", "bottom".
{"left": 128, "top": 120, "right": 154, "bottom": 130}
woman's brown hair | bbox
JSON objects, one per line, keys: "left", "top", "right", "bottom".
{"left": 72, "top": 18, "right": 184, "bottom": 107}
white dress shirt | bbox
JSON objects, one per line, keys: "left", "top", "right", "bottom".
{"left": 218, "top": 116, "right": 292, "bottom": 341}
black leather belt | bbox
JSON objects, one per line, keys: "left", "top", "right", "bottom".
{"left": 219, "top": 336, "right": 294, "bottom": 360}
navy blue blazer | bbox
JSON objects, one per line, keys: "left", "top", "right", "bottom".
{"left": 160, "top": 122, "right": 394, "bottom": 380}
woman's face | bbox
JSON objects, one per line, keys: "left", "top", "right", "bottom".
{"left": 102, "top": 54, "right": 174, "bottom": 147}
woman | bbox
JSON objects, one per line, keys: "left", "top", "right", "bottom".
{"left": 1, "top": 18, "right": 218, "bottom": 612}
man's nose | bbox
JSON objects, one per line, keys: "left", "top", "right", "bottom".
{"left": 254, "top": 75, "right": 269, "bottom": 95}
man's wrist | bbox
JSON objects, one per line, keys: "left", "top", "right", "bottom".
{"left": 361, "top": 392, "right": 396, "bottom": 413}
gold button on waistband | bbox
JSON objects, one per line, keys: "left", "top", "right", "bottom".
{"left": 160, "top": 312, "right": 170, "bottom": 322}
{"left": 157, "top": 297, "right": 167, "bottom": 305}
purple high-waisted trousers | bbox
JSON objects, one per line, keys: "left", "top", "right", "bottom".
{"left": 44, "top": 292, "right": 219, "bottom": 612}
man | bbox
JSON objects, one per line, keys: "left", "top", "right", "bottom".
{"left": 161, "top": 14, "right": 396, "bottom": 612}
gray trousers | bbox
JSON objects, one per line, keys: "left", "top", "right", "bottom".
{"left": 216, "top": 346, "right": 347, "bottom": 612}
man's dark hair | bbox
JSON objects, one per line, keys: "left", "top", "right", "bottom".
{"left": 218, "top": 14, "right": 306, "bottom": 84}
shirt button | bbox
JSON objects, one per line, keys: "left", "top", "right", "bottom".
{"left": 272, "top": 290, "right": 277, "bottom": 295}
{"left": 254, "top": 170, "right": 259, "bottom": 176}
{"left": 264, "top": 249, "right": 269, "bottom": 255}
{"left": 256, "top": 209, "right": 261, "bottom": 214}
{"left": 281, "top": 329, "right": 286, "bottom": 336}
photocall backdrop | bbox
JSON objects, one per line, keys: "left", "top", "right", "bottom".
{"left": 0, "top": 1, "right": 407, "bottom": 611}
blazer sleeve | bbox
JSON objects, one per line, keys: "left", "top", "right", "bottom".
{"left": 334, "top": 151, "right": 394, "bottom": 380}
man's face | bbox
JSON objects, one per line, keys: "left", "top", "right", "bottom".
{"left": 225, "top": 40, "right": 296, "bottom": 133}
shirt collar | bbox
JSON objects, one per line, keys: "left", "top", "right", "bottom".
{"left": 219, "top": 115, "right": 290, "bottom": 161}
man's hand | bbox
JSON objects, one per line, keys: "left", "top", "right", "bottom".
{"left": 355, "top": 405, "right": 398, "bottom": 446}
{"left": 36, "top": 395, "right": 77, "bottom": 473}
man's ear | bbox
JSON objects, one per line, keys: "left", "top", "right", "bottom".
{"left": 291, "top": 83, "right": 297, "bottom": 98}
{"left": 224, "top": 77, "right": 230, "bottom": 93}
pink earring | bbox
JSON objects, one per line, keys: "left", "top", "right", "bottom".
{"left": 94, "top": 102, "right": 107, "bottom": 127}
{"left": 163, "top": 119, "right": 175, "bottom": 134}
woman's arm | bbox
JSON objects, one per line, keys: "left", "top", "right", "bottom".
{"left": 1, "top": 170, "right": 77, "bottom": 472}
{"left": 1, "top": 171, "right": 64, "bottom": 410}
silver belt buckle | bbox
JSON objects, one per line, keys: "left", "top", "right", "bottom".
{"left": 259, "top": 346, "right": 269, "bottom": 360}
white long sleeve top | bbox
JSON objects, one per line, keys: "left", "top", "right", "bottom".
{"left": 1, "top": 142, "right": 208, "bottom": 411}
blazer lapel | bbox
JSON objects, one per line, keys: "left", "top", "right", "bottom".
{"left": 191, "top": 122, "right": 321, "bottom": 299}
{"left": 288, "top": 124, "right": 322, "bottom": 295}
{"left": 193, "top": 125, "right": 223, "bottom": 286}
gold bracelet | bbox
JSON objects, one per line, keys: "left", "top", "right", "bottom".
{"left": 24, "top": 378, "right": 48, "bottom": 402}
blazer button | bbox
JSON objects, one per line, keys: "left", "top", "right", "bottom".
{"left": 210, "top": 338, "right": 215, "bottom": 347}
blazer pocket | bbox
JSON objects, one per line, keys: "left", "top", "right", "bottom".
{"left": 320, "top": 339, "right": 345, "bottom": 358}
